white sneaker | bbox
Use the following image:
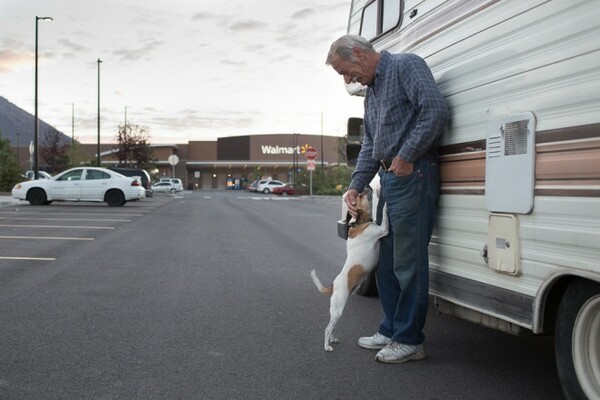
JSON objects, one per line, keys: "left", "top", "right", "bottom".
{"left": 375, "top": 342, "right": 426, "bottom": 363}
{"left": 358, "top": 332, "right": 392, "bottom": 349}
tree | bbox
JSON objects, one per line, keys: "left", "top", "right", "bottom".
{"left": 0, "top": 131, "right": 22, "bottom": 191}
{"left": 296, "top": 164, "right": 353, "bottom": 195}
{"left": 40, "top": 128, "right": 71, "bottom": 173}
{"left": 67, "top": 139, "right": 86, "bottom": 168}
{"left": 114, "top": 123, "right": 156, "bottom": 169}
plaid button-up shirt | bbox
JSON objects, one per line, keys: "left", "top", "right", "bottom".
{"left": 349, "top": 51, "right": 449, "bottom": 192}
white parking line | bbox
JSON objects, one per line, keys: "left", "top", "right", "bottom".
{"left": 0, "top": 224, "right": 114, "bottom": 230}
{"left": 0, "top": 256, "right": 56, "bottom": 261}
{"left": 237, "top": 196, "right": 299, "bottom": 201}
{"left": 0, "top": 236, "right": 94, "bottom": 241}
{"left": 0, "top": 211, "right": 144, "bottom": 217}
{"left": 0, "top": 217, "right": 131, "bottom": 222}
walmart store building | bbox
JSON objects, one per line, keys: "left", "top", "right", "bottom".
{"left": 95, "top": 133, "right": 344, "bottom": 190}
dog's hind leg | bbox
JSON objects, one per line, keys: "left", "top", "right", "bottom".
{"left": 323, "top": 283, "right": 350, "bottom": 351}
{"left": 324, "top": 315, "right": 339, "bottom": 351}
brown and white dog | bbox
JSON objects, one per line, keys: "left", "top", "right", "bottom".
{"left": 311, "top": 182, "right": 388, "bottom": 351}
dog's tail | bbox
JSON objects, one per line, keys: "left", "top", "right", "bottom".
{"left": 310, "top": 269, "right": 333, "bottom": 295}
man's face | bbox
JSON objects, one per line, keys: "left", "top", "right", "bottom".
{"left": 329, "top": 50, "right": 373, "bottom": 86}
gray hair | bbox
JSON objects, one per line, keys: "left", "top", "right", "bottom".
{"left": 325, "top": 34, "right": 375, "bottom": 65}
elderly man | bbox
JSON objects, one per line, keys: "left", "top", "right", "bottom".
{"left": 326, "top": 34, "right": 448, "bottom": 363}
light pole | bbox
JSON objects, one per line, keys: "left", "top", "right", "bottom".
{"left": 124, "top": 105, "right": 129, "bottom": 139}
{"left": 97, "top": 58, "right": 102, "bottom": 167}
{"left": 70, "top": 103, "right": 74, "bottom": 166}
{"left": 16, "top": 132, "right": 21, "bottom": 167}
{"left": 292, "top": 132, "right": 297, "bottom": 184}
{"left": 34, "top": 16, "right": 53, "bottom": 179}
{"left": 321, "top": 112, "right": 324, "bottom": 167}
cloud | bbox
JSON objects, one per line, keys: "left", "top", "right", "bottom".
{"left": 0, "top": 49, "right": 32, "bottom": 73}
{"left": 228, "top": 20, "right": 267, "bottom": 31}
{"left": 0, "top": 37, "right": 32, "bottom": 73}
{"left": 291, "top": 8, "right": 316, "bottom": 19}
{"left": 112, "top": 39, "right": 164, "bottom": 62}
{"left": 220, "top": 59, "right": 245, "bottom": 66}
{"left": 58, "top": 38, "right": 89, "bottom": 53}
{"left": 191, "top": 11, "right": 214, "bottom": 21}
{"left": 151, "top": 110, "right": 256, "bottom": 132}
{"left": 1, "top": 0, "right": 362, "bottom": 143}
{"left": 326, "top": 2, "right": 351, "bottom": 12}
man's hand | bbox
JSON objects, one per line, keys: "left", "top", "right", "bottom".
{"left": 389, "top": 156, "right": 414, "bottom": 177}
{"left": 343, "top": 188, "right": 359, "bottom": 219}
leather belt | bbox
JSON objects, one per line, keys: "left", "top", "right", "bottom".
{"left": 380, "top": 148, "right": 439, "bottom": 171}
{"left": 380, "top": 159, "right": 394, "bottom": 170}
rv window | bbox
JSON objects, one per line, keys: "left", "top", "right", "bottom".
{"left": 361, "top": 1, "right": 378, "bottom": 40}
{"left": 383, "top": 0, "right": 402, "bottom": 32}
{"left": 360, "top": 0, "right": 403, "bottom": 41}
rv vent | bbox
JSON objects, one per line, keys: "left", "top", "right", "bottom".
{"left": 485, "top": 112, "right": 536, "bottom": 214}
{"left": 504, "top": 120, "right": 529, "bottom": 156}
{"left": 487, "top": 134, "right": 502, "bottom": 158}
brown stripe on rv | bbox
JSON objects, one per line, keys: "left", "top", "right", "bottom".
{"left": 438, "top": 124, "right": 600, "bottom": 197}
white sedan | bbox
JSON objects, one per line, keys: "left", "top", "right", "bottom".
{"left": 151, "top": 181, "right": 177, "bottom": 193}
{"left": 11, "top": 167, "right": 146, "bottom": 207}
{"left": 257, "top": 180, "right": 285, "bottom": 194}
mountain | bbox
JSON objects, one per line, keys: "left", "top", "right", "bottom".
{"left": 0, "top": 96, "right": 70, "bottom": 146}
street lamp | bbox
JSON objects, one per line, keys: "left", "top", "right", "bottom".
{"left": 16, "top": 132, "right": 21, "bottom": 166}
{"left": 124, "top": 106, "right": 129, "bottom": 138}
{"left": 292, "top": 132, "right": 297, "bottom": 184}
{"left": 321, "top": 112, "right": 324, "bottom": 167}
{"left": 97, "top": 58, "right": 102, "bottom": 167}
{"left": 34, "top": 16, "right": 53, "bottom": 179}
{"left": 70, "top": 103, "right": 74, "bottom": 166}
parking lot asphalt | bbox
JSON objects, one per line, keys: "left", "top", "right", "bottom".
{"left": 0, "top": 189, "right": 564, "bottom": 400}
{"left": 0, "top": 194, "right": 24, "bottom": 207}
{"left": 0, "top": 192, "right": 342, "bottom": 207}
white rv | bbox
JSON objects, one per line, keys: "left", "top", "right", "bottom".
{"left": 340, "top": 1, "right": 600, "bottom": 399}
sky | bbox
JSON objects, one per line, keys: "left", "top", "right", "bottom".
{"left": 0, "top": 0, "right": 365, "bottom": 144}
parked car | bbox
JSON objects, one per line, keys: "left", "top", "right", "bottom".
{"left": 11, "top": 167, "right": 145, "bottom": 206}
{"left": 108, "top": 167, "right": 153, "bottom": 197}
{"left": 254, "top": 179, "right": 270, "bottom": 192}
{"left": 256, "top": 179, "right": 285, "bottom": 194}
{"left": 22, "top": 170, "right": 52, "bottom": 180}
{"left": 159, "top": 178, "right": 183, "bottom": 192}
{"left": 271, "top": 183, "right": 308, "bottom": 196}
{"left": 151, "top": 181, "right": 177, "bottom": 193}
{"left": 247, "top": 179, "right": 259, "bottom": 192}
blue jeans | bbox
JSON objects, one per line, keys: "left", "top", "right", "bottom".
{"left": 376, "top": 153, "right": 439, "bottom": 345}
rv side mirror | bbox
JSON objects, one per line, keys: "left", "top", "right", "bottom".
{"left": 347, "top": 117, "right": 364, "bottom": 142}
{"left": 346, "top": 143, "right": 362, "bottom": 167}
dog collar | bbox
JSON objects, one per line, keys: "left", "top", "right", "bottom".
{"left": 348, "top": 218, "right": 373, "bottom": 228}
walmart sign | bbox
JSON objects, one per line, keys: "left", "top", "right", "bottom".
{"left": 261, "top": 145, "right": 301, "bottom": 155}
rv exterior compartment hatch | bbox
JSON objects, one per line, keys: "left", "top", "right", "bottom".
{"left": 488, "top": 213, "right": 520, "bottom": 275}
{"left": 485, "top": 112, "right": 536, "bottom": 214}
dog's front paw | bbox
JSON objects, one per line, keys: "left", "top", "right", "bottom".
{"left": 325, "top": 344, "right": 334, "bottom": 351}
